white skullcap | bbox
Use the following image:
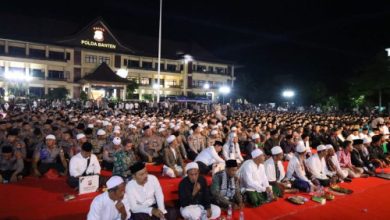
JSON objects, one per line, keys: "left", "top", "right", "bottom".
{"left": 217, "top": 122, "right": 223, "bottom": 127}
{"left": 158, "top": 127, "right": 166, "bottom": 133}
{"left": 102, "top": 121, "right": 109, "bottom": 126}
{"left": 231, "top": 127, "right": 237, "bottom": 131}
{"left": 164, "top": 119, "right": 169, "bottom": 123}
{"left": 252, "top": 133, "right": 260, "bottom": 140}
{"left": 185, "top": 120, "right": 191, "bottom": 125}
{"left": 96, "top": 120, "right": 102, "bottom": 123}
{"left": 170, "top": 123, "right": 176, "bottom": 129}
{"left": 113, "top": 130, "right": 120, "bottom": 134}
{"left": 167, "top": 135, "right": 176, "bottom": 144}
{"left": 113, "top": 137, "right": 121, "bottom": 145}
{"left": 88, "top": 124, "right": 94, "bottom": 128}
{"left": 203, "top": 122, "right": 208, "bottom": 127}
{"left": 363, "top": 137, "right": 372, "bottom": 144}
{"left": 174, "top": 125, "right": 181, "bottom": 131}
{"left": 161, "top": 124, "right": 167, "bottom": 128}
{"left": 326, "top": 144, "right": 334, "bottom": 150}
{"left": 271, "top": 146, "right": 283, "bottom": 155}
{"left": 211, "top": 130, "right": 218, "bottom": 135}
{"left": 145, "top": 122, "right": 151, "bottom": 126}
{"left": 295, "top": 144, "right": 306, "bottom": 153}
{"left": 106, "top": 176, "right": 124, "bottom": 190}
{"left": 251, "top": 149, "right": 263, "bottom": 158}
{"left": 185, "top": 162, "right": 199, "bottom": 172}
{"left": 317, "top": 145, "right": 327, "bottom": 152}
{"left": 97, "top": 129, "right": 106, "bottom": 136}
{"left": 45, "top": 134, "right": 56, "bottom": 140}
{"left": 114, "top": 126, "right": 121, "bottom": 131}
{"left": 229, "top": 132, "right": 237, "bottom": 139}
{"left": 76, "top": 133, "right": 86, "bottom": 140}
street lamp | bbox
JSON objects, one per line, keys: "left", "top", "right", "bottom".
{"left": 116, "top": 69, "right": 128, "bottom": 78}
{"left": 282, "top": 90, "right": 295, "bottom": 98}
{"left": 203, "top": 83, "right": 210, "bottom": 90}
{"left": 219, "top": 86, "right": 231, "bottom": 104}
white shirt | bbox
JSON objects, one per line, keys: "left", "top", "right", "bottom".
{"left": 126, "top": 174, "right": 166, "bottom": 216}
{"left": 195, "top": 146, "right": 224, "bottom": 166}
{"left": 239, "top": 160, "right": 269, "bottom": 193}
{"left": 69, "top": 153, "right": 101, "bottom": 177}
{"left": 223, "top": 142, "right": 244, "bottom": 163}
{"left": 87, "top": 191, "right": 131, "bottom": 220}
{"left": 264, "top": 157, "right": 285, "bottom": 182}
{"left": 286, "top": 155, "right": 312, "bottom": 184}
{"left": 305, "top": 154, "right": 332, "bottom": 180}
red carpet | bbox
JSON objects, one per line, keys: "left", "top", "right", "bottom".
{"left": 1, "top": 166, "right": 390, "bottom": 220}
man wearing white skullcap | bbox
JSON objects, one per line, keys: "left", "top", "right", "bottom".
{"left": 245, "top": 133, "right": 262, "bottom": 159}
{"left": 102, "top": 137, "right": 123, "bottom": 170}
{"left": 286, "top": 143, "right": 315, "bottom": 192}
{"left": 264, "top": 146, "right": 291, "bottom": 197}
{"left": 238, "top": 149, "right": 275, "bottom": 207}
{"left": 325, "top": 144, "right": 351, "bottom": 183}
{"left": 32, "top": 134, "right": 67, "bottom": 177}
{"left": 178, "top": 162, "right": 221, "bottom": 220}
{"left": 206, "top": 129, "right": 221, "bottom": 148}
{"left": 88, "top": 176, "right": 131, "bottom": 220}
{"left": 306, "top": 145, "right": 337, "bottom": 186}
{"left": 162, "top": 135, "right": 185, "bottom": 178}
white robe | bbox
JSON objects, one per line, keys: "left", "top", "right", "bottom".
{"left": 87, "top": 192, "right": 131, "bottom": 220}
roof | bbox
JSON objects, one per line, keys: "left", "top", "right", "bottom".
{"left": 80, "top": 62, "right": 129, "bottom": 84}
{"left": 0, "top": 14, "right": 235, "bottom": 64}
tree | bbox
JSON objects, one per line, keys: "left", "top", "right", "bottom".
{"left": 80, "top": 90, "right": 88, "bottom": 101}
{"left": 349, "top": 51, "right": 390, "bottom": 109}
{"left": 126, "top": 80, "right": 139, "bottom": 99}
{"left": 47, "top": 87, "right": 69, "bottom": 100}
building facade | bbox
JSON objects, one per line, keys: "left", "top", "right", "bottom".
{"left": 0, "top": 18, "right": 236, "bottom": 101}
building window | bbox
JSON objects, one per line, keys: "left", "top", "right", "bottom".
{"left": 0, "top": 66, "right": 4, "bottom": 77}
{"left": 8, "top": 67, "right": 25, "bottom": 73}
{"left": 0, "top": 45, "right": 4, "bottom": 54}
{"left": 167, "top": 64, "right": 177, "bottom": 72}
{"left": 85, "top": 55, "right": 97, "bottom": 63}
{"left": 29, "top": 87, "right": 45, "bottom": 97}
{"left": 156, "top": 63, "right": 164, "bottom": 71}
{"left": 140, "top": 77, "right": 150, "bottom": 85}
{"left": 166, "top": 80, "right": 177, "bottom": 87}
{"left": 216, "top": 67, "right": 226, "bottom": 74}
{"left": 8, "top": 46, "right": 25, "bottom": 57}
{"left": 127, "top": 60, "right": 139, "bottom": 68}
{"left": 29, "top": 48, "right": 45, "bottom": 58}
{"left": 49, "top": 51, "right": 64, "bottom": 60}
{"left": 142, "top": 61, "right": 153, "bottom": 69}
{"left": 48, "top": 70, "right": 65, "bottom": 80}
{"left": 208, "top": 66, "right": 214, "bottom": 73}
{"left": 99, "top": 56, "right": 110, "bottom": 64}
{"left": 66, "top": 52, "right": 71, "bottom": 61}
{"left": 31, "top": 69, "right": 45, "bottom": 79}
{"left": 196, "top": 65, "right": 207, "bottom": 72}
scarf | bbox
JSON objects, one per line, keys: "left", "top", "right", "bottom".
{"left": 220, "top": 171, "right": 236, "bottom": 199}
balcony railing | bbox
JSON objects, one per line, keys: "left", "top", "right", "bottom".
{"left": 127, "top": 66, "right": 181, "bottom": 73}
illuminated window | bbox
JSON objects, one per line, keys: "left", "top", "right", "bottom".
{"left": 85, "top": 55, "right": 97, "bottom": 63}
{"left": 99, "top": 56, "right": 110, "bottom": 64}
{"left": 140, "top": 78, "right": 150, "bottom": 85}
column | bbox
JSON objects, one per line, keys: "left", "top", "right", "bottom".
{"left": 4, "top": 40, "right": 9, "bottom": 54}
{"left": 183, "top": 61, "right": 188, "bottom": 96}
{"left": 26, "top": 43, "right": 30, "bottom": 56}
{"left": 45, "top": 46, "right": 49, "bottom": 58}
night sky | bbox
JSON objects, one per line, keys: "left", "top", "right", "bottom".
{"left": 2, "top": 0, "right": 390, "bottom": 103}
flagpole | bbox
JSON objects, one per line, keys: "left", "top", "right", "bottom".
{"left": 157, "top": 0, "right": 162, "bottom": 103}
